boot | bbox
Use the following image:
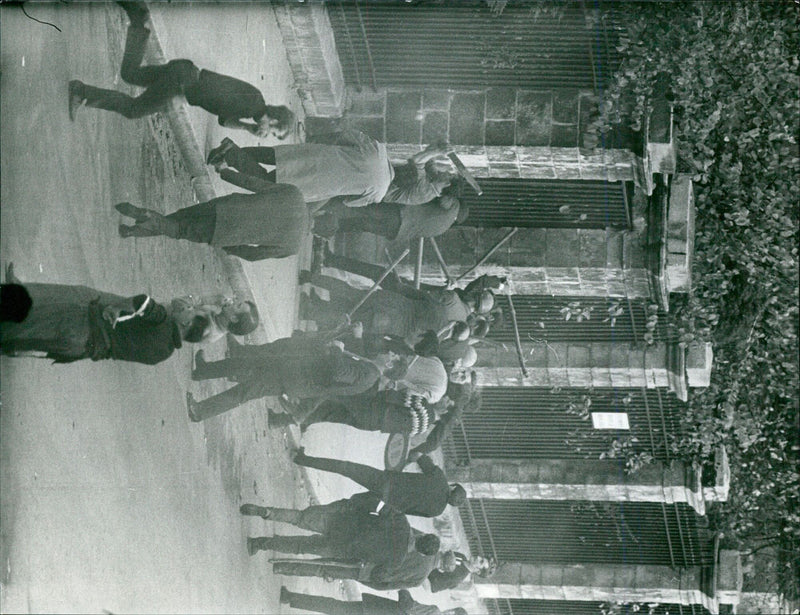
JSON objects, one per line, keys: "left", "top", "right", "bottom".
{"left": 239, "top": 503, "right": 272, "bottom": 519}
{"left": 68, "top": 80, "right": 86, "bottom": 121}
{"left": 207, "top": 137, "right": 236, "bottom": 169}
{"left": 115, "top": 201, "right": 154, "bottom": 222}
{"left": 116, "top": 1, "right": 150, "bottom": 26}
{"left": 247, "top": 536, "right": 273, "bottom": 556}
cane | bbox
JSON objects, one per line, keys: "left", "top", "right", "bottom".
{"left": 346, "top": 248, "right": 410, "bottom": 321}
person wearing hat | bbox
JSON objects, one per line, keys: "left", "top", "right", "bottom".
{"left": 185, "top": 328, "right": 381, "bottom": 422}
{"left": 278, "top": 586, "right": 468, "bottom": 615}
{"left": 301, "top": 272, "right": 484, "bottom": 347}
{"left": 69, "top": 2, "right": 294, "bottom": 140}
{"left": 428, "top": 552, "right": 497, "bottom": 593}
{"left": 206, "top": 129, "right": 394, "bottom": 212}
{"left": 0, "top": 264, "right": 209, "bottom": 365}
{"left": 292, "top": 447, "right": 466, "bottom": 518}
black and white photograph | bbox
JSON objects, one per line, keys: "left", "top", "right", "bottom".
{"left": 1, "top": 1, "right": 797, "bottom": 613}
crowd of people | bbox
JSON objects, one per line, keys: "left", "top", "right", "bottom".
{"left": 0, "top": 2, "right": 503, "bottom": 612}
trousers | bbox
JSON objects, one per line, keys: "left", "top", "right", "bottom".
{"left": 282, "top": 590, "right": 367, "bottom": 615}
{"left": 79, "top": 25, "right": 199, "bottom": 118}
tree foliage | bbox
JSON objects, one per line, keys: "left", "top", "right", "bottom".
{"left": 593, "top": 0, "right": 799, "bottom": 597}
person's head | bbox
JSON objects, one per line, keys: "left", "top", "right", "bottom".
{"left": 223, "top": 299, "right": 259, "bottom": 336}
{"left": 183, "top": 314, "right": 212, "bottom": 343}
{"left": 256, "top": 105, "right": 296, "bottom": 140}
{"left": 414, "top": 533, "right": 441, "bottom": 556}
{"left": 448, "top": 484, "right": 467, "bottom": 507}
{"left": 440, "top": 550, "right": 458, "bottom": 572}
{"left": 451, "top": 321, "right": 470, "bottom": 341}
{"left": 470, "top": 316, "right": 490, "bottom": 338}
{"left": 466, "top": 290, "right": 494, "bottom": 315}
{"left": 0, "top": 283, "right": 32, "bottom": 323}
{"left": 454, "top": 346, "right": 477, "bottom": 370}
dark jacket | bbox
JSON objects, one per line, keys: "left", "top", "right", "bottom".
{"left": 184, "top": 69, "right": 267, "bottom": 124}
{"left": 383, "top": 455, "right": 451, "bottom": 518}
{"left": 428, "top": 552, "right": 470, "bottom": 592}
{"left": 86, "top": 295, "right": 182, "bottom": 365}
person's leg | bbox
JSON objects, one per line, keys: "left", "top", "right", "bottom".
{"left": 307, "top": 273, "right": 364, "bottom": 306}
{"left": 222, "top": 147, "right": 274, "bottom": 180}
{"left": 337, "top": 204, "right": 402, "bottom": 240}
{"left": 219, "top": 169, "right": 275, "bottom": 193}
{"left": 237, "top": 146, "right": 276, "bottom": 166}
{"left": 187, "top": 382, "right": 262, "bottom": 422}
{"left": 248, "top": 535, "right": 336, "bottom": 557}
{"left": 118, "top": 24, "right": 160, "bottom": 87}
{"left": 272, "top": 560, "right": 362, "bottom": 580}
{"left": 282, "top": 589, "right": 363, "bottom": 615}
{"left": 191, "top": 356, "right": 255, "bottom": 381}
{"left": 293, "top": 451, "right": 385, "bottom": 494}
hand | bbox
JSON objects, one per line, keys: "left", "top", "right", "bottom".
{"left": 4, "top": 262, "right": 19, "bottom": 284}
{"left": 351, "top": 321, "right": 364, "bottom": 338}
{"left": 406, "top": 450, "right": 422, "bottom": 464}
{"left": 102, "top": 305, "right": 123, "bottom": 327}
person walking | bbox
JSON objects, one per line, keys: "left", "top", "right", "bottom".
{"left": 301, "top": 272, "right": 485, "bottom": 346}
{"left": 278, "top": 586, "right": 467, "bottom": 615}
{"left": 0, "top": 264, "right": 209, "bottom": 365}
{"left": 292, "top": 447, "right": 466, "bottom": 518}
{"left": 68, "top": 2, "right": 294, "bottom": 139}
{"left": 206, "top": 131, "right": 394, "bottom": 211}
{"left": 185, "top": 330, "right": 380, "bottom": 422}
{"left": 113, "top": 180, "right": 309, "bottom": 262}
{"left": 314, "top": 194, "right": 468, "bottom": 248}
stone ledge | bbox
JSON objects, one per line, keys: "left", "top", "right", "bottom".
{"left": 274, "top": 2, "right": 345, "bottom": 117}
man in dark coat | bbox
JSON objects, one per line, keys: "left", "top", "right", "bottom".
{"left": 185, "top": 330, "right": 380, "bottom": 422}
{"left": 243, "top": 492, "right": 417, "bottom": 561}
{"left": 68, "top": 3, "right": 294, "bottom": 139}
{"left": 271, "top": 532, "right": 449, "bottom": 591}
{"left": 113, "top": 180, "right": 309, "bottom": 261}
{"left": 242, "top": 493, "right": 446, "bottom": 589}
{"left": 278, "top": 586, "right": 467, "bottom": 615}
{"left": 0, "top": 277, "right": 207, "bottom": 365}
{"left": 292, "top": 447, "right": 466, "bottom": 518}
{"left": 428, "top": 552, "right": 496, "bottom": 593}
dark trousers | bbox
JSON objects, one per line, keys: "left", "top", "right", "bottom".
{"left": 223, "top": 146, "right": 277, "bottom": 182}
{"left": 79, "top": 25, "right": 199, "bottom": 118}
{"left": 273, "top": 559, "right": 362, "bottom": 580}
{"left": 336, "top": 203, "right": 402, "bottom": 240}
{"left": 191, "top": 357, "right": 280, "bottom": 421}
{"left": 296, "top": 453, "right": 387, "bottom": 498}
{"left": 282, "top": 590, "right": 366, "bottom": 615}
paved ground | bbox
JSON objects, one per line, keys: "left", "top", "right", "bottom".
{"left": 0, "top": 4, "right": 307, "bottom": 613}
{"left": 0, "top": 4, "right": 468, "bottom": 613}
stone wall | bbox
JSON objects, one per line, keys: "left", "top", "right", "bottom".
{"left": 342, "top": 87, "right": 600, "bottom": 149}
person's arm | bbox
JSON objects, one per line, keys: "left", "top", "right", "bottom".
{"left": 102, "top": 294, "right": 163, "bottom": 327}
{"left": 408, "top": 405, "right": 463, "bottom": 458}
{"left": 409, "top": 142, "right": 452, "bottom": 167}
{"left": 218, "top": 169, "right": 274, "bottom": 194}
{"left": 218, "top": 117, "right": 260, "bottom": 135}
{"left": 414, "top": 454, "right": 441, "bottom": 476}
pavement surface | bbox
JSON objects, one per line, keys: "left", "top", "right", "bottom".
{"left": 0, "top": 3, "right": 466, "bottom": 613}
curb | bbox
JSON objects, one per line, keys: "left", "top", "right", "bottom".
{"left": 139, "top": 5, "right": 362, "bottom": 601}
{"left": 142, "top": 10, "right": 268, "bottom": 343}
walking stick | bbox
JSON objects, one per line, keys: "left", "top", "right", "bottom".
{"left": 505, "top": 291, "right": 529, "bottom": 377}
{"left": 447, "top": 152, "right": 483, "bottom": 195}
{"left": 455, "top": 227, "right": 518, "bottom": 283}
{"left": 428, "top": 237, "right": 453, "bottom": 287}
{"left": 413, "top": 238, "right": 424, "bottom": 289}
{"left": 346, "top": 247, "right": 410, "bottom": 321}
